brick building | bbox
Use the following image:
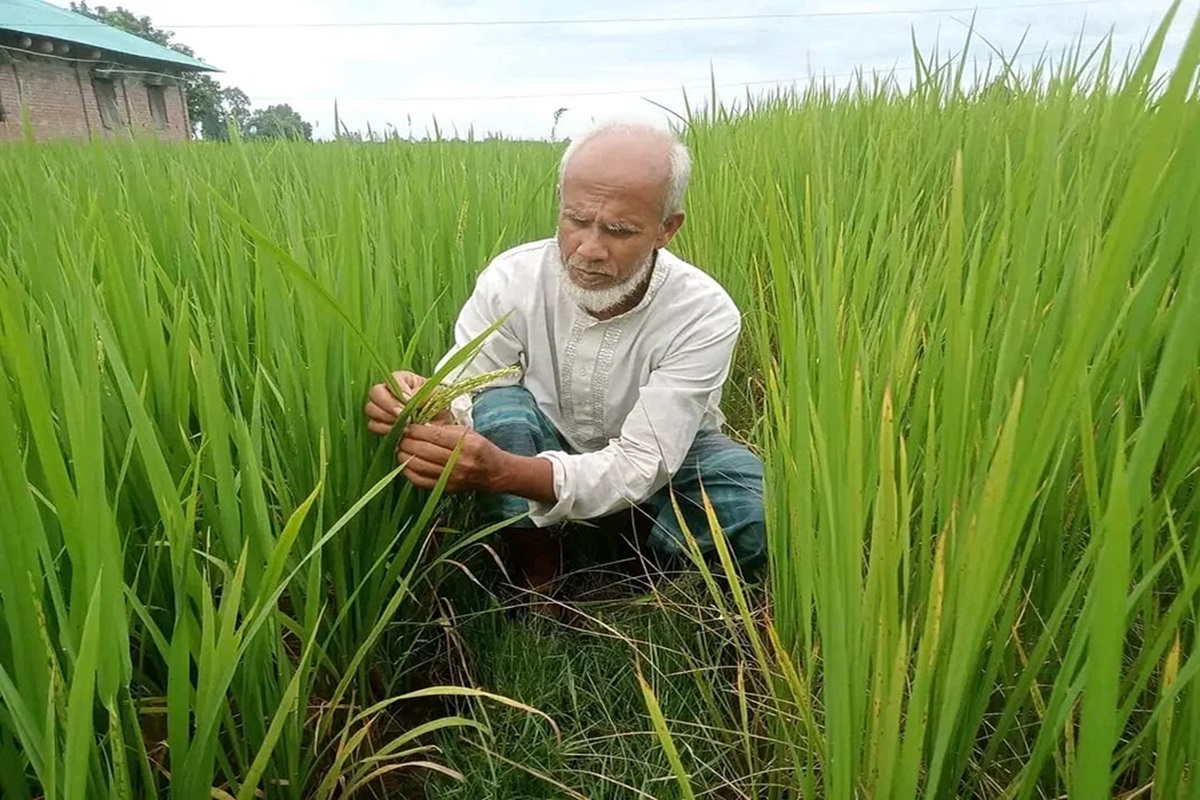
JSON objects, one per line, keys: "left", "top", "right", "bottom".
{"left": 0, "top": 0, "right": 216, "bottom": 142}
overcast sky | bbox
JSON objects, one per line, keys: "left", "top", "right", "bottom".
{"left": 50, "top": 0, "right": 1200, "bottom": 139}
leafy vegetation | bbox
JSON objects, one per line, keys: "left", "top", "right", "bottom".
{"left": 1, "top": 7, "right": 1198, "bottom": 798}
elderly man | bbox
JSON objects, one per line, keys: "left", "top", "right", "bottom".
{"left": 364, "top": 121, "right": 765, "bottom": 591}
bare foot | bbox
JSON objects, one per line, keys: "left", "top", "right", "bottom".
{"left": 503, "top": 526, "right": 561, "bottom": 594}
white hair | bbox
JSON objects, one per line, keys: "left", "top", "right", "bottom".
{"left": 558, "top": 120, "right": 692, "bottom": 219}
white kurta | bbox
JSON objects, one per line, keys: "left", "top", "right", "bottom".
{"left": 434, "top": 237, "right": 742, "bottom": 526}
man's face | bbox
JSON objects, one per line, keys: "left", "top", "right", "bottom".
{"left": 555, "top": 143, "right": 684, "bottom": 313}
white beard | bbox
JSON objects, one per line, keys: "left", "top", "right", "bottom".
{"left": 559, "top": 248, "right": 656, "bottom": 315}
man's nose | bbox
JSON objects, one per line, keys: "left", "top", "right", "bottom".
{"left": 574, "top": 229, "right": 609, "bottom": 264}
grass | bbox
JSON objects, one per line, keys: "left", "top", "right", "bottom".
{"left": 1, "top": 6, "right": 1200, "bottom": 798}
{"left": 405, "top": 530, "right": 773, "bottom": 800}
{"left": 417, "top": 592, "right": 728, "bottom": 798}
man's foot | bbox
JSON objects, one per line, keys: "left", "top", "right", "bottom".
{"left": 500, "top": 525, "right": 562, "bottom": 597}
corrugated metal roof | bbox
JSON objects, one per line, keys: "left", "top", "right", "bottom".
{"left": 0, "top": 0, "right": 217, "bottom": 71}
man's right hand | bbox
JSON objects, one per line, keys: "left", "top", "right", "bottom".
{"left": 365, "top": 371, "right": 433, "bottom": 435}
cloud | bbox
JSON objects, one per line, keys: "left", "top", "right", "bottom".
{"left": 48, "top": 0, "right": 1200, "bottom": 139}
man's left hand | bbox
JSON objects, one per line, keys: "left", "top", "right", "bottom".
{"left": 396, "top": 424, "right": 504, "bottom": 492}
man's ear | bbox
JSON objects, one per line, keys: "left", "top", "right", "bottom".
{"left": 655, "top": 212, "right": 685, "bottom": 248}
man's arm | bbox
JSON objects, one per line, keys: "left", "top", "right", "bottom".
{"left": 396, "top": 421, "right": 559, "bottom": 501}
{"left": 397, "top": 302, "right": 739, "bottom": 512}
{"left": 489, "top": 451, "right": 558, "bottom": 505}
{"left": 525, "top": 307, "right": 741, "bottom": 525}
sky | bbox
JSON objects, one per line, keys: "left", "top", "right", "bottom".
{"left": 48, "top": 0, "right": 1200, "bottom": 140}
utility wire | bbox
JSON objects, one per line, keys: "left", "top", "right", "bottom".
{"left": 251, "top": 47, "right": 1074, "bottom": 104}
{"left": 257, "top": 75, "right": 866, "bottom": 105}
{"left": 261, "top": 72, "right": 900, "bottom": 104}
{"left": 12, "top": 0, "right": 1122, "bottom": 30}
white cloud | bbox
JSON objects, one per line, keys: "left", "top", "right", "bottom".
{"left": 47, "top": 0, "right": 1200, "bottom": 139}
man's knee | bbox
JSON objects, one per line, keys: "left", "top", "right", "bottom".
{"left": 686, "top": 430, "right": 764, "bottom": 490}
{"left": 471, "top": 385, "right": 556, "bottom": 458}
{"left": 648, "top": 431, "right": 767, "bottom": 575}
{"left": 472, "top": 384, "right": 536, "bottom": 419}
{"left": 702, "top": 440, "right": 767, "bottom": 575}
{"left": 472, "top": 385, "right": 537, "bottom": 434}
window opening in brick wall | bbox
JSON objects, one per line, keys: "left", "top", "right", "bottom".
{"left": 147, "top": 84, "right": 168, "bottom": 129}
{"left": 0, "top": 53, "right": 8, "bottom": 121}
{"left": 92, "top": 77, "right": 124, "bottom": 129}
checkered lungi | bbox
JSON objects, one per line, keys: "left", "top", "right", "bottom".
{"left": 470, "top": 385, "right": 766, "bottom": 578}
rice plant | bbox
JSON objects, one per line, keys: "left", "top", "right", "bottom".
{"left": 0, "top": 134, "right": 558, "bottom": 798}
{"left": 0, "top": 6, "right": 1198, "bottom": 798}
{"left": 654, "top": 6, "right": 1200, "bottom": 798}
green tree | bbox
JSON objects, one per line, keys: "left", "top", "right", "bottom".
{"left": 245, "top": 103, "right": 313, "bottom": 141}
{"left": 68, "top": 2, "right": 282, "bottom": 140}
{"left": 207, "top": 86, "right": 250, "bottom": 140}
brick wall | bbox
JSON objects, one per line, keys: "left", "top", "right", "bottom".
{"left": 169, "top": 82, "right": 190, "bottom": 135}
{"left": 0, "top": 61, "right": 21, "bottom": 137}
{"left": 0, "top": 55, "right": 193, "bottom": 142}
{"left": 121, "top": 73, "right": 151, "bottom": 132}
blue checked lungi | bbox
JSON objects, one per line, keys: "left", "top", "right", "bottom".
{"left": 471, "top": 385, "right": 766, "bottom": 578}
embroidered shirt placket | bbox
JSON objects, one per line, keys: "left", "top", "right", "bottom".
{"left": 558, "top": 314, "right": 587, "bottom": 447}
{"left": 591, "top": 322, "right": 624, "bottom": 442}
{"left": 569, "top": 262, "right": 667, "bottom": 450}
{"left": 569, "top": 322, "right": 607, "bottom": 448}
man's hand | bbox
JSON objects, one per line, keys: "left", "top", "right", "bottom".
{"left": 396, "top": 424, "right": 503, "bottom": 492}
{"left": 364, "top": 371, "right": 452, "bottom": 435}
{"left": 396, "top": 424, "right": 558, "bottom": 505}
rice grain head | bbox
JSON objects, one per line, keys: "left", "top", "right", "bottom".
{"left": 411, "top": 366, "right": 521, "bottom": 424}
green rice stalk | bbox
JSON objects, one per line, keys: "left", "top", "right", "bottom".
{"left": 410, "top": 365, "right": 522, "bottom": 424}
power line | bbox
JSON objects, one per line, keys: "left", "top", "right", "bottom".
{"left": 278, "top": 72, "right": 893, "bottom": 103}
{"left": 254, "top": 78, "right": 815, "bottom": 105}
{"left": 13, "top": 0, "right": 1121, "bottom": 30}
{"left": 253, "top": 47, "right": 1071, "bottom": 105}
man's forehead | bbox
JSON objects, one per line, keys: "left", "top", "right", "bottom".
{"left": 560, "top": 182, "right": 659, "bottom": 221}
{"left": 562, "top": 164, "right": 667, "bottom": 209}
{"left": 565, "top": 131, "right": 671, "bottom": 177}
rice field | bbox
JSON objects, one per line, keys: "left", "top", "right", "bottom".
{"left": 1, "top": 9, "right": 1199, "bottom": 799}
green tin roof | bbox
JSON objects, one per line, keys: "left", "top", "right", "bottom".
{"left": 0, "top": 0, "right": 217, "bottom": 71}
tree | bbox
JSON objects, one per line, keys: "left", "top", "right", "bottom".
{"left": 245, "top": 104, "right": 313, "bottom": 141}
{"left": 202, "top": 86, "right": 250, "bottom": 140}
{"left": 68, "top": 3, "right": 304, "bottom": 140}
